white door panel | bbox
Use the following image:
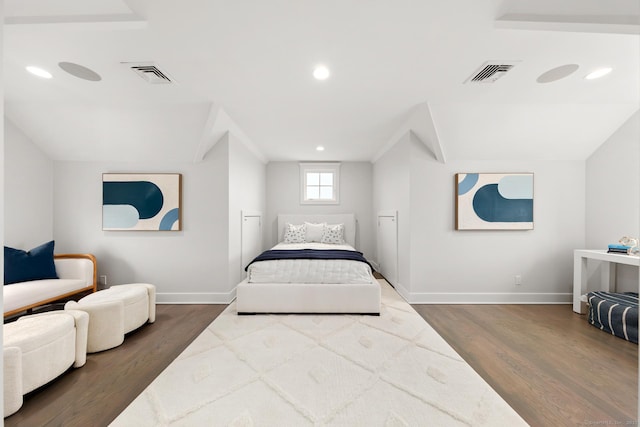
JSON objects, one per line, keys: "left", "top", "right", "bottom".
{"left": 377, "top": 211, "right": 398, "bottom": 286}
{"left": 241, "top": 211, "right": 262, "bottom": 279}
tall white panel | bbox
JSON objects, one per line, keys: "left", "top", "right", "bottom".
{"left": 241, "top": 211, "right": 262, "bottom": 278}
{"left": 377, "top": 211, "right": 398, "bottom": 286}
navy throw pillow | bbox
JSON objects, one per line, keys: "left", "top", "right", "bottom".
{"left": 4, "top": 240, "right": 59, "bottom": 285}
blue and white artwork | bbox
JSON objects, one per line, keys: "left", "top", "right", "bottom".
{"left": 103, "top": 173, "right": 182, "bottom": 231}
{"left": 455, "top": 173, "right": 533, "bottom": 230}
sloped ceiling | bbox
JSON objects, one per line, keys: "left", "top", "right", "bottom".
{"left": 4, "top": 0, "right": 639, "bottom": 163}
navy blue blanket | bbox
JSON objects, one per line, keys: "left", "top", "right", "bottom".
{"left": 245, "top": 249, "right": 373, "bottom": 271}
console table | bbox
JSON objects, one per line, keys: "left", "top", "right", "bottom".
{"left": 573, "top": 249, "right": 640, "bottom": 314}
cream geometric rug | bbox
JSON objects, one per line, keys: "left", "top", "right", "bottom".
{"left": 111, "top": 280, "right": 527, "bottom": 426}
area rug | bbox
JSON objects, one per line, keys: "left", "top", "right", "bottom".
{"left": 111, "top": 280, "right": 527, "bottom": 426}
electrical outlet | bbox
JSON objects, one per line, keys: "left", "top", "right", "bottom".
{"left": 100, "top": 275, "right": 107, "bottom": 286}
{"left": 514, "top": 275, "right": 522, "bottom": 285}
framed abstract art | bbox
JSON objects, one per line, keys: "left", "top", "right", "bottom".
{"left": 102, "top": 173, "right": 182, "bottom": 231}
{"left": 455, "top": 173, "right": 533, "bottom": 230}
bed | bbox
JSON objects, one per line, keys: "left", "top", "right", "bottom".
{"left": 587, "top": 291, "right": 638, "bottom": 344}
{"left": 235, "top": 213, "right": 380, "bottom": 315}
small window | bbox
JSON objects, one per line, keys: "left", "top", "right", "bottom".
{"left": 300, "top": 162, "right": 340, "bottom": 205}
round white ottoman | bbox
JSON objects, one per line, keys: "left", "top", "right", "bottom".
{"left": 3, "top": 310, "right": 89, "bottom": 417}
{"left": 65, "top": 283, "right": 156, "bottom": 353}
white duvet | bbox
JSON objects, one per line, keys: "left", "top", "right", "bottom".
{"left": 246, "top": 242, "right": 374, "bottom": 284}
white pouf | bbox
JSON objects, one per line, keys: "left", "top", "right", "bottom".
{"left": 65, "top": 283, "right": 156, "bottom": 353}
{"left": 3, "top": 310, "right": 89, "bottom": 417}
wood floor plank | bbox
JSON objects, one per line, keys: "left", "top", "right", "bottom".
{"left": 414, "top": 304, "right": 638, "bottom": 426}
{"left": 5, "top": 301, "right": 638, "bottom": 426}
{"left": 4, "top": 304, "right": 225, "bottom": 427}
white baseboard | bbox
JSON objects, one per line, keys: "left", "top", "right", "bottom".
{"left": 406, "top": 292, "right": 572, "bottom": 304}
{"left": 157, "top": 289, "right": 236, "bottom": 304}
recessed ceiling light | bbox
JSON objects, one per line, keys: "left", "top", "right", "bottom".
{"left": 316, "top": 145, "right": 325, "bottom": 151}
{"left": 585, "top": 67, "right": 613, "bottom": 80}
{"left": 26, "top": 66, "right": 52, "bottom": 79}
{"left": 313, "top": 65, "right": 330, "bottom": 80}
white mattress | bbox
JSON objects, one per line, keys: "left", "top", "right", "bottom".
{"left": 246, "top": 243, "right": 373, "bottom": 284}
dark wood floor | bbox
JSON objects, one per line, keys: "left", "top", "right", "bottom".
{"left": 415, "top": 304, "right": 638, "bottom": 426}
{"left": 5, "top": 302, "right": 638, "bottom": 426}
{"left": 5, "top": 304, "right": 226, "bottom": 427}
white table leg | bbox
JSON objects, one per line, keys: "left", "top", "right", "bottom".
{"left": 573, "top": 253, "right": 587, "bottom": 314}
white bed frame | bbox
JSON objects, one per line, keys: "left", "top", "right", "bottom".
{"left": 236, "top": 213, "right": 380, "bottom": 315}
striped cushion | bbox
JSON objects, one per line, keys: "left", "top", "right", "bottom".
{"left": 587, "top": 291, "right": 638, "bottom": 344}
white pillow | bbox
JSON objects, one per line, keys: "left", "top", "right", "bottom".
{"left": 321, "top": 223, "right": 345, "bottom": 244}
{"left": 283, "top": 223, "right": 306, "bottom": 243}
{"left": 305, "top": 222, "right": 326, "bottom": 242}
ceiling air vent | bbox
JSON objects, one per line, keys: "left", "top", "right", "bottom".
{"left": 465, "top": 61, "right": 519, "bottom": 84}
{"left": 123, "top": 62, "right": 173, "bottom": 84}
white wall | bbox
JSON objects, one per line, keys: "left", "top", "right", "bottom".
{"left": 586, "top": 110, "right": 640, "bottom": 292}
{"left": 372, "top": 132, "right": 411, "bottom": 295}
{"left": 4, "top": 119, "right": 53, "bottom": 249}
{"left": 410, "top": 142, "right": 584, "bottom": 303}
{"left": 228, "top": 132, "right": 266, "bottom": 288}
{"left": 53, "top": 139, "right": 232, "bottom": 303}
{"left": 373, "top": 133, "right": 585, "bottom": 303}
{"left": 265, "top": 161, "right": 375, "bottom": 260}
